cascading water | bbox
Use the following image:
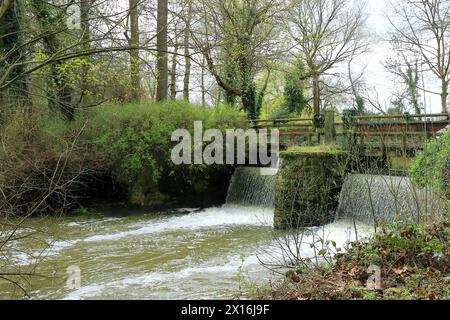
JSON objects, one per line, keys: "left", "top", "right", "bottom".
{"left": 336, "top": 174, "right": 447, "bottom": 225}
{"left": 225, "top": 167, "right": 277, "bottom": 208}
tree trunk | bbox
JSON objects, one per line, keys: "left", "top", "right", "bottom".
{"left": 201, "top": 56, "right": 206, "bottom": 106}
{"left": 183, "top": 2, "right": 192, "bottom": 102}
{"left": 80, "top": 0, "right": 91, "bottom": 103}
{"left": 129, "top": 0, "right": 140, "bottom": 102}
{"left": 242, "top": 84, "right": 256, "bottom": 119}
{"left": 0, "top": 0, "right": 29, "bottom": 113}
{"left": 441, "top": 79, "right": 448, "bottom": 113}
{"left": 312, "top": 71, "right": 321, "bottom": 115}
{"left": 156, "top": 0, "right": 168, "bottom": 102}
{"left": 31, "top": 0, "right": 74, "bottom": 120}
{"left": 170, "top": 36, "right": 179, "bottom": 100}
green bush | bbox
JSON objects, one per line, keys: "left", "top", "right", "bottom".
{"left": 410, "top": 128, "right": 450, "bottom": 199}
{"left": 1, "top": 102, "right": 246, "bottom": 214}
{"left": 79, "top": 101, "right": 246, "bottom": 206}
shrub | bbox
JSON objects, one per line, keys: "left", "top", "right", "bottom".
{"left": 79, "top": 101, "right": 246, "bottom": 206}
{"left": 0, "top": 102, "right": 246, "bottom": 214}
{"left": 410, "top": 128, "right": 450, "bottom": 199}
{"left": 0, "top": 110, "right": 92, "bottom": 217}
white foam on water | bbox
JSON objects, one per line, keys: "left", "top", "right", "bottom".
{"left": 80, "top": 207, "right": 273, "bottom": 243}
{"left": 256, "top": 219, "right": 374, "bottom": 270}
{"left": 13, "top": 207, "right": 273, "bottom": 267}
{"left": 61, "top": 219, "right": 374, "bottom": 300}
{"left": 62, "top": 254, "right": 263, "bottom": 300}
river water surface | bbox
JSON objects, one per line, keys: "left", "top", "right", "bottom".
{"left": 1, "top": 168, "right": 373, "bottom": 299}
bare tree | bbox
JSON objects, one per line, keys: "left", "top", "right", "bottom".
{"left": 389, "top": 0, "right": 450, "bottom": 113}
{"left": 286, "top": 0, "right": 368, "bottom": 115}
{"left": 183, "top": 0, "right": 193, "bottom": 102}
{"left": 384, "top": 49, "right": 422, "bottom": 114}
{"left": 156, "top": 0, "right": 169, "bottom": 102}
{"left": 127, "top": 0, "right": 141, "bottom": 102}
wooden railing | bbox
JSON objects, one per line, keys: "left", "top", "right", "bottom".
{"left": 351, "top": 113, "right": 450, "bottom": 156}
{"left": 247, "top": 117, "right": 317, "bottom": 145}
{"left": 247, "top": 112, "right": 450, "bottom": 151}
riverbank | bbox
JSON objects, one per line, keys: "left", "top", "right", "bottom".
{"left": 252, "top": 221, "right": 449, "bottom": 300}
{"left": 0, "top": 102, "right": 246, "bottom": 217}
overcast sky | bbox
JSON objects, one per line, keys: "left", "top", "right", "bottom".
{"left": 361, "top": 0, "right": 443, "bottom": 113}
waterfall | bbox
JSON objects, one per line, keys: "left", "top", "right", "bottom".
{"left": 225, "top": 167, "right": 277, "bottom": 208}
{"left": 336, "top": 174, "right": 446, "bottom": 225}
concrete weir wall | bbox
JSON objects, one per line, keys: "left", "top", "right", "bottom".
{"left": 274, "top": 147, "right": 347, "bottom": 229}
{"left": 273, "top": 148, "right": 447, "bottom": 229}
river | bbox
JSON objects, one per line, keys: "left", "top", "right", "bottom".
{"left": 0, "top": 167, "right": 372, "bottom": 300}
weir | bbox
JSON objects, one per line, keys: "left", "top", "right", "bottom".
{"left": 225, "top": 167, "right": 277, "bottom": 208}
{"left": 248, "top": 149, "right": 447, "bottom": 229}
{"left": 336, "top": 174, "right": 446, "bottom": 225}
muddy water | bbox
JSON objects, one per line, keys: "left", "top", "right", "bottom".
{"left": 0, "top": 206, "right": 371, "bottom": 300}
{"left": 1, "top": 167, "right": 372, "bottom": 299}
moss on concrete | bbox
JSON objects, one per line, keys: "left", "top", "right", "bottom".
{"left": 274, "top": 146, "right": 347, "bottom": 229}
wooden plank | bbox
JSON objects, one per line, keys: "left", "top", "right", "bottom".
{"left": 253, "top": 123, "right": 313, "bottom": 129}
{"left": 355, "top": 122, "right": 448, "bottom": 133}
{"left": 247, "top": 117, "right": 313, "bottom": 124}
{"left": 353, "top": 113, "right": 450, "bottom": 120}
{"left": 355, "top": 131, "right": 435, "bottom": 136}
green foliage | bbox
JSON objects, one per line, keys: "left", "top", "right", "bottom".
{"left": 80, "top": 101, "right": 246, "bottom": 205}
{"left": 283, "top": 60, "right": 308, "bottom": 115}
{"left": 242, "top": 83, "right": 264, "bottom": 120}
{"left": 269, "top": 60, "right": 308, "bottom": 119}
{"left": 0, "top": 101, "right": 245, "bottom": 213}
{"left": 345, "top": 222, "right": 449, "bottom": 270}
{"left": 410, "top": 128, "right": 450, "bottom": 199}
{"left": 355, "top": 96, "right": 365, "bottom": 113}
{"left": 72, "top": 207, "right": 101, "bottom": 217}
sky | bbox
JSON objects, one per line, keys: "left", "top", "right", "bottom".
{"left": 360, "top": 0, "right": 443, "bottom": 113}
